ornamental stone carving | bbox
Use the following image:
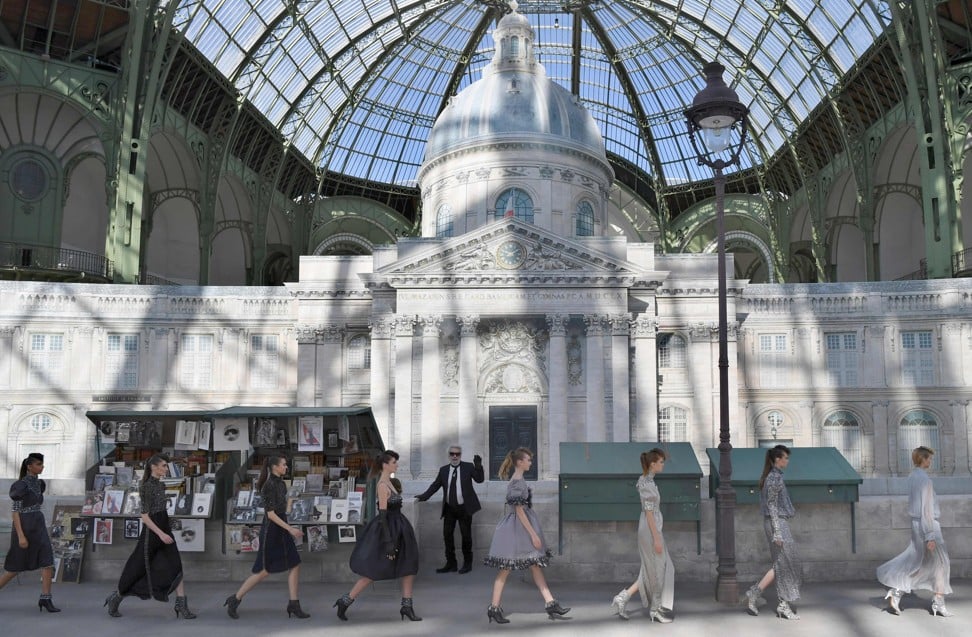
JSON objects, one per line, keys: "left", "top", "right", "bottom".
{"left": 483, "top": 363, "right": 542, "bottom": 394}
{"left": 441, "top": 335, "right": 459, "bottom": 390}
{"left": 457, "top": 315, "right": 480, "bottom": 336}
{"left": 545, "top": 314, "right": 568, "bottom": 336}
{"left": 319, "top": 325, "right": 343, "bottom": 344}
{"left": 480, "top": 320, "right": 546, "bottom": 375}
{"left": 394, "top": 315, "right": 416, "bottom": 337}
{"left": 567, "top": 335, "right": 583, "bottom": 385}
{"left": 629, "top": 315, "right": 657, "bottom": 338}
{"left": 446, "top": 240, "right": 494, "bottom": 271}
{"left": 609, "top": 313, "right": 631, "bottom": 335}
{"left": 584, "top": 315, "right": 605, "bottom": 336}
{"left": 370, "top": 316, "right": 393, "bottom": 339}
{"left": 419, "top": 316, "right": 442, "bottom": 336}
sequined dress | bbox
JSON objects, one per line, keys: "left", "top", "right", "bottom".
{"left": 484, "top": 478, "right": 552, "bottom": 570}
{"left": 117, "top": 476, "right": 184, "bottom": 601}
{"left": 349, "top": 489, "right": 420, "bottom": 580}
{"left": 635, "top": 473, "right": 674, "bottom": 611}
{"left": 760, "top": 467, "right": 801, "bottom": 602}
{"left": 252, "top": 474, "right": 301, "bottom": 573}
{"left": 876, "top": 467, "right": 951, "bottom": 595}
{"left": 4, "top": 475, "right": 54, "bottom": 572}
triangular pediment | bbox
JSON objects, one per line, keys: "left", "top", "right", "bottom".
{"left": 372, "top": 220, "right": 654, "bottom": 287}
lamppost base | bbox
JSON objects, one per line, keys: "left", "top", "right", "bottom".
{"left": 715, "top": 575, "right": 740, "bottom": 604}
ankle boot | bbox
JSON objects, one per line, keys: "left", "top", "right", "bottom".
{"left": 400, "top": 597, "right": 422, "bottom": 621}
{"left": 545, "top": 599, "right": 570, "bottom": 619}
{"left": 610, "top": 589, "right": 630, "bottom": 619}
{"left": 775, "top": 599, "right": 800, "bottom": 620}
{"left": 286, "top": 599, "right": 310, "bottom": 619}
{"left": 649, "top": 606, "right": 673, "bottom": 623}
{"left": 224, "top": 594, "right": 241, "bottom": 619}
{"left": 884, "top": 588, "right": 902, "bottom": 615}
{"left": 334, "top": 593, "right": 353, "bottom": 621}
{"left": 173, "top": 596, "right": 197, "bottom": 619}
{"left": 744, "top": 584, "right": 762, "bottom": 616}
{"left": 104, "top": 591, "right": 122, "bottom": 618}
{"left": 931, "top": 594, "right": 953, "bottom": 617}
{"left": 487, "top": 604, "right": 510, "bottom": 624}
{"left": 38, "top": 595, "right": 61, "bottom": 613}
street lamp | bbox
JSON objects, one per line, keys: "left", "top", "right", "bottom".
{"left": 684, "top": 61, "right": 749, "bottom": 604}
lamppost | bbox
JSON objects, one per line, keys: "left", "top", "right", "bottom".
{"left": 684, "top": 61, "right": 749, "bottom": 603}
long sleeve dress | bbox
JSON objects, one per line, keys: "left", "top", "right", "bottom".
{"left": 876, "top": 467, "right": 951, "bottom": 595}
{"left": 483, "top": 478, "right": 552, "bottom": 569}
{"left": 760, "top": 467, "right": 801, "bottom": 602}
{"left": 117, "top": 476, "right": 184, "bottom": 601}
{"left": 4, "top": 475, "right": 54, "bottom": 572}
{"left": 251, "top": 474, "right": 301, "bottom": 573}
{"left": 635, "top": 473, "right": 674, "bottom": 612}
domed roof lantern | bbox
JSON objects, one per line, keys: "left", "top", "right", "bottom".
{"left": 488, "top": 1, "right": 536, "bottom": 74}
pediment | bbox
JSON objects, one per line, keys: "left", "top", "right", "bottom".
{"left": 373, "top": 220, "right": 651, "bottom": 286}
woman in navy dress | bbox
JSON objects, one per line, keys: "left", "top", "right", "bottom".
{"left": 334, "top": 450, "right": 422, "bottom": 621}
{"left": 0, "top": 453, "right": 59, "bottom": 612}
{"left": 224, "top": 454, "right": 308, "bottom": 619}
{"left": 484, "top": 447, "right": 569, "bottom": 623}
{"left": 105, "top": 454, "right": 196, "bottom": 618}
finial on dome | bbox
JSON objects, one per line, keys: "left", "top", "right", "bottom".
{"left": 509, "top": 1, "right": 519, "bottom": 13}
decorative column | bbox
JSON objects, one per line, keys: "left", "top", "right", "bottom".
{"left": 584, "top": 315, "right": 606, "bottom": 442}
{"left": 394, "top": 316, "right": 416, "bottom": 476}
{"left": 317, "top": 325, "right": 343, "bottom": 406}
{"left": 369, "top": 316, "right": 393, "bottom": 448}
{"left": 419, "top": 316, "right": 442, "bottom": 479}
{"left": 871, "top": 400, "right": 890, "bottom": 475}
{"left": 630, "top": 315, "right": 657, "bottom": 441}
{"left": 296, "top": 326, "right": 318, "bottom": 405}
{"left": 950, "top": 400, "right": 969, "bottom": 475}
{"left": 457, "top": 315, "right": 480, "bottom": 457}
{"left": 546, "top": 314, "right": 568, "bottom": 475}
{"left": 609, "top": 314, "right": 632, "bottom": 442}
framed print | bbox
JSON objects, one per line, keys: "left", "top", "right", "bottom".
{"left": 93, "top": 518, "right": 113, "bottom": 544}
{"left": 297, "top": 416, "right": 324, "bottom": 452}
{"left": 123, "top": 518, "right": 142, "bottom": 539}
{"left": 337, "top": 525, "right": 356, "bottom": 543}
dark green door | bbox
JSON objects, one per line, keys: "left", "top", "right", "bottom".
{"left": 488, "top": 405, "right": 538, "bottom": 480}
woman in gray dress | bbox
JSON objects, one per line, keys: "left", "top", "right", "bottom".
{"left": 0, "top": 453, "right": 59, "bottom": 612}
{"left": 877, "top": 446, "right": 952, "bottom": 616}
{"left": 483, "top": 447, "right": 569, "bottom": 624}
{"left": 744, "top": 445, "right": 801, "bottom": 620}
{"left": 610, "top": 448, "right": 674, "bottom": 622}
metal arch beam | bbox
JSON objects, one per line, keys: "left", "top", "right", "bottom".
{"left": 434, "top": 9, "right": 496, "bottom": 123}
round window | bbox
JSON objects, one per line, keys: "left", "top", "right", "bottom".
{"left": 11, "top": 158, "right": 48, "bottom": 201}
{"left": 30, "top": 414, "right": 53, "bottom": 433}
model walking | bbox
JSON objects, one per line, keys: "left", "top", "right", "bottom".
{"left": 611, "top": 448, "right": 674, "bottom": 622}
{"left": 744, "top": 444, "right": 801, "bottom": 620}
{"left": 224, "top": 454, "right": 308, "bottom": 619}
{"left": 483, "top": 447, "right": 569, "bottom": 624}
{"left": 334, "top": 449, "right": 422, "bottom": 621}
{"left": 877, "top": 446, "right": 953, "bottom": 616}
{"left": 105, "top": 454, "right": 196, "bottom": 618}
{"left": 0, "top": 453, "right": 59, "bottom": 612}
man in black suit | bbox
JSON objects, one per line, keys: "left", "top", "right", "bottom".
{"left": 415, "top": 445, "right": 485, "bottom": 573}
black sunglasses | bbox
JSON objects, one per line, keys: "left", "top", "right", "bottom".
{"left": 448, "top": 451, "right": 461, "bottom": 456}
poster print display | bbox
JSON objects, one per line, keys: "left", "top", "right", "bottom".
{"left": 49, "top": 504, "right": 87, "bottom": 583}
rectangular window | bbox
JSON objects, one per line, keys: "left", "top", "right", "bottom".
{"left": 658, "top": 407, "right": 687, "bottom": 442}
{"left": 249, "top": 334, "right": 279, "bottom": 390}
{"left": 180, "top": 334, "right": 213, "bottom": 389}
{"left": 901, "top": 330, "right": 934, "bottom": 386}
{"left": 759, "top": 333, "right": 787, "bottom": 388}
{"left": 825, "top": 332, "right": 858, "bottom": 387}
{"left": 105, "top": 334, "right": 139, "bottom": 389}
{"left": 28, "top": 333, "right": 64, "bottom": 387}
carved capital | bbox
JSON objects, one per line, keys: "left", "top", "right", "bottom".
{"left": 394, "top": 315, "right": 416, "bottom": 337}
{"left": 419, "top": 316, "right": 442, "bottom": 337}
{"left": 629, "top": 315, "right": 657, "bottom": 338}
{"left": 609, "top": 313, "right": 631, "bottom": 335}
{"left": 457, "top": 315, "right": 481, "bottom": 336}
{"left": 545, "top": 314, "right": 568, "bottom": 336}
{"left": 296, "top": 327, "right": 318, "bottom": 344}
{"left": 584, "top": 315, "right": 605, "bottom": 336}
{"left": 370, "top": 316, "right": 393, "bottom": 339}
{"left": 318, "top": 325, "right": 343, "bottom": 344}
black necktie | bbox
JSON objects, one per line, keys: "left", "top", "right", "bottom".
{"left": 448, "top": 466, "right": 459, "bottom": 506}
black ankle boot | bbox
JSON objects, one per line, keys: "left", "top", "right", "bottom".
{"left": 487, "top": 604, "right": 510, "bottom": 624}
{"left": 286, "top": 599, "right": 310, "bottom": 619}
{"left": 174, "top": 596, "right": 197, "bottom": 619}
{"left": 400, "top": 597, "right": 422, "bottom": 621}
{"left": 104, "top": 591, "right": 122, "bottom": 618}
{"left": 545, "top": 599, "right": 570, "bottom": 619}
{"left": 334, "top": 594, "right": 353, "bottom": 621}
{"left": 224, "top": 594, "right": 241, "bottom": 619}
{"left": 38, "top": 595, "right": 61, "bottom": 613}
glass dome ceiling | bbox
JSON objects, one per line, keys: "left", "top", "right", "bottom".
{"left": 177, "top": 0, "right": 890, "bottom": 190}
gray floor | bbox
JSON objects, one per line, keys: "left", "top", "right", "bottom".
{"left": 0, "top": 569, "right": 968, "bottom": 637}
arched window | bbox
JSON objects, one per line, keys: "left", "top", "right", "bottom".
{"left": 30, "top": 414, "right": 53, "bottom": 433}
{"left": 496, "top": 188, "right": 534, "bottom": 223}
{"left": 658, "top": 334, "right": 686, "bottom": 368}
{"left": 822, "top": 410, "right": 862, "bottom": 470}
{"left": 435, "top": 203, "right": 453, "bottom": 238}
{"left": 575, "top": 200, "right": 594, "bottom": 236}
{"left": 510, "top": 36, "right": 519, "bottom": 56}
{"left": 348, "top": 335, "right": 371, "bottom": 370}
{"left": 658, "top": 406, "right": 687, "bottom": 442}
{"left": 898, "top": 410, "right": 940, "bottom": 472}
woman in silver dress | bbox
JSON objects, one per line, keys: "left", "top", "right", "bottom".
{"left": 877, "top": 446, "right": 952, "bottom": 617}
{"left": 610, "top": 448, "right": 674, "bottom": 622}
{"left": 744, "top": 445, "right": 801, "bottom": 620}
{"left": 484, "top": 447, "right": 569, "bottom": 624}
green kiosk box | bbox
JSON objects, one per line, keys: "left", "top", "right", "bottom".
{"left": 559, "top": 442, "right": 703, "bottom": 554}
{"left": 705, "top": 446, "right": 863, "bottom": 550}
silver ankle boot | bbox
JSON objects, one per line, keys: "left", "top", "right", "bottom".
{"left": 610, "top": 589, "right": 631, "bottom": 620}
{"left": 884, "top": 588, "right": 902, "bottom": 615}
{"left": 776, "top": 599, "right": 800, "bottom": 620}
{"left": 744, "top": 584, "right": 762, "bottom": 616}
{"left": 931, "top": 594, "right": 953, "bottom": 617}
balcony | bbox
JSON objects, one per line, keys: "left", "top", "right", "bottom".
{"left": 0, "top": 241, "right": 114, "bottom": 283}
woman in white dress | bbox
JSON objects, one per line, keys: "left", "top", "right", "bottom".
{"left": 877, "top": 446, "right": 952, "bottom": 617}
{"left": 610, "top": 448, "right": 674, "bottom": 623}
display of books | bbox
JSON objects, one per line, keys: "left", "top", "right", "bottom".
{"left": 289, "top": 477, "right": 306, "bottom": 496}
{"left": 329, "top": 499, "right": 349, "bottom": 523}
{"left": 337, "top": 524, "right": 356, "bottom": 543}
{"left": 92, "top": 473, "right": 114, "bottom": 492}
{"left": 191, "top": 492, "right": 212, "bottom": 517}
{"left": 81, "top": 491, "right": 104, "bottom": 515}
{"left": 230, "top": 506, "right": 257, "bottom": 523}
{"left": 94, "top": 518, "right": 113, "bottom": 544}
{"left": 114, "top": 466, "right": 134, "bottom": 488}
{"left": 236, "top": 489, "right": 253, "bottom": 507}
{"left": 251, "top": 493, "right": 264, "bottom": 514}
{"left": 123, "top": 518, "right": 142, "bottom": 539}
{"left": 165, "top": 491, "right": 180, "bottom": 516}
{"left": 288, "top": 496, "right": 311, "bottom": 523}
{"left": 174, "top": 493, "right": 192, "bottom": 516}
{"left": 314, "top": 495, "right": 332, "bottom": 522}
{"left": 305, "top": 473, "right": 324, "bottom": 493}
{"left": 307, "top": 525, "right": 328, "bottom": 552}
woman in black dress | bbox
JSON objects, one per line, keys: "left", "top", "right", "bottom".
{"left": 334, "top": 450, "right": 421, "bottom": 622}
{"left": 104, "top": 455, "right": 196, "bottom": 619}
{"left": 0, "top": 453, "right": 59, "bottom": 612}
{"left": 224, "top": 455, "right": 308, "bottom": 619}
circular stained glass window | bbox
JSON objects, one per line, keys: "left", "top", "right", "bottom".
{"left": 11, "top": 158, "right": 48, "bottom": 201}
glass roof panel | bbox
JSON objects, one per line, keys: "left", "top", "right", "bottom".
{"left": 177, "top": 0, "right": 887, "bottom": 189}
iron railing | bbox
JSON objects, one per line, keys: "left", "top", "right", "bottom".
{"left": 0, "top": 241, "right": 113, "bottom": 280}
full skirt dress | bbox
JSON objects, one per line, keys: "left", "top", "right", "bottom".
{"left": 349, "top": 495, "right": 419, "bottom": 580}
{"left": 251, "top": 513, "right": 301, "bottom": 573}
{"left": 4, "top": 477, "right": 54, "bottom": 572}
{"left": 484, "top": 478, "right": 552, "bottom": 570}
{"left": 117, "top": 511, "right": 184, "bottom": 601}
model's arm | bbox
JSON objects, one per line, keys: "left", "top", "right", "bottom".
{"left": 919, "top": 479, "right": 937, "bottom": 543}
{"left": 766, "top": 478, "right": 783, "bottom": 544}
{"left": 12, "top": 511, "right": 26, "bottom": 548}
{"left": 514, "top": 504, "right": 542, "bottom": 550}
{"left": 140, "top": 512, "right": 172, "bottom": 543}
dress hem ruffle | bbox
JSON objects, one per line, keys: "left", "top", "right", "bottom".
{"left": 483, "top": 550, "right": 552, "bottom": 570}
